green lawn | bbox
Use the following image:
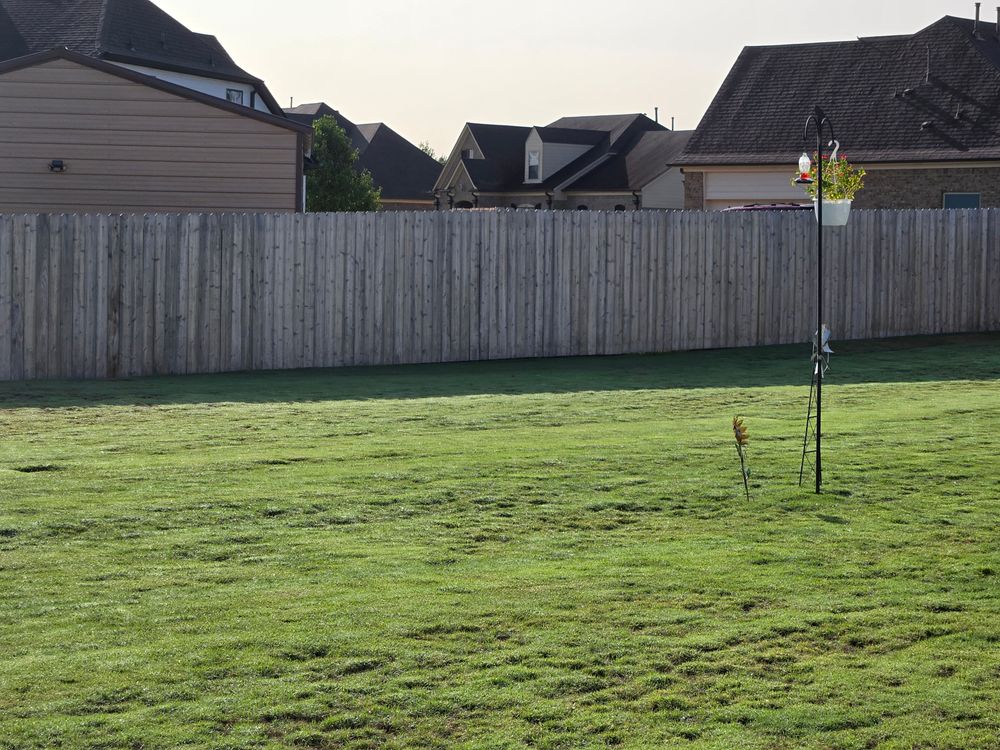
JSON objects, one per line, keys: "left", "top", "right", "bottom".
{"left": 1, "top": 335, "right": 998, "bottom": 750}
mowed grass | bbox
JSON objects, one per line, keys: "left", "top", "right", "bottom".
{"left": 0, "top": 335, "right": 998, "bottom": 750}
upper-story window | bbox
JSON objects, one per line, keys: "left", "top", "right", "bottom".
{"left": 527, "top": 151, "right": 541, "bottom": 181}
{"left": 463, "top": 148, "right": 476, "bottom": 159}
{"left": 226, "top": 88, "right": 244, "bottom": 105}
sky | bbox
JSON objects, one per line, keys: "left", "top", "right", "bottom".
{"left": 156, "top": 0, "right": 986, "bottom": 156}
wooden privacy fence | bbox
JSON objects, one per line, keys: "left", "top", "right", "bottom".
{"left": 0, "top": 209, "right": 998, "bottom": 382}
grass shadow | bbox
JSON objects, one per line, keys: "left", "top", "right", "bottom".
{"left": 0, "top": 333, "right": 997, "bottom": 409}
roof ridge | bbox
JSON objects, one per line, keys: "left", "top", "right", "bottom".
{"left": 940, "top": 14, "right": 1000, "bottom": 76}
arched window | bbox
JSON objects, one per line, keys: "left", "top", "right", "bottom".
{"left": 454, "top": 200, "right": 474, "bottom": 209}
{"left": 576, "top": 205, "right": 588, "bottom": 211}
{"left": 614, "top": 204, "right": 627, "bottom": 212}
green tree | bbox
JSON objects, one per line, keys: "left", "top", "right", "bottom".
{"left": 306, "top": 116, "right": 381, "bottom": 212}
{"left": 419, "top": 141, "right": 446, "bottom": 165}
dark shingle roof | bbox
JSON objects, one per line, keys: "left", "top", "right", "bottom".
{"left": 567, "top": 130, "right": 694, "bottom": 191}
{"left": 534, "top": 126, "right": 606, "bottom": 145}
{"left": 355, "top": 123, "right": 442, "bottom": 201}
{"left": 285, "top": 103, "right": 369, "bottom": 152}
{"left": 454, "top": 115, "right": 672, "bottom": 193}
{"left": 464, "top": 123, "right": 532, "bottom": 190}
{"left": 548, "top": 114, "right": 649, "bottom": 145}
{"left": 284, "top": 102, "right": 443, "bottom": 201}
{"left": 0, "top": 4, "right": 28, "bottom": 59}
{"left": 0, "top": 0, "right": 268, "bottom": 87}
{"left": 677, "top": 16, "right": 1000, "bottom": 166}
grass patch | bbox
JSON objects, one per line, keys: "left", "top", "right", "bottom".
{"left": 0, "top": 334, "right": 998, "bottom": 749}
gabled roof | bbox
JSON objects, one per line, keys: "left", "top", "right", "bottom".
{"left": 446, "top": 114, "right": 671, "bottom": 193}
{"left": 284, "top": 102, "right": 442, "bottom": 201}
{"left": 462, "top": 123, "right": 533, "bottom": 191}
{"left": 533, "top": 126, "right": 606, "bottom": 146}
{"left": 285, "top": 103, "right": 369, "bottom": 152}
{"left": 0, "top": 0, "right": 283, "bottom": 112}
{"left": 0, "top": 47, "right": 310, "bottom": 134}
{"left": 548, "top": 114, "right": 649, "bottom": 146}
{"left": 354, "top": 123, "right": 442, "bottom": 200}
{"left": 567, "top": 130, "right": 694, "bottom": 192}
{"left": 677, "top": 15, "right": 1000, "bottom": 166}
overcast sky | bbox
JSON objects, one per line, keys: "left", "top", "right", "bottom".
{"left": 156, "top": 0, "right": 985, "bottom": 155}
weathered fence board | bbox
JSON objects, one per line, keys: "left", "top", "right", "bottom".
{"left": 1, "top": 209, "right": 997, "bottom": 382}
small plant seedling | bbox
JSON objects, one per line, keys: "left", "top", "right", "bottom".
{"left": 733, "top": 417, "right": 751, "bottom": 501}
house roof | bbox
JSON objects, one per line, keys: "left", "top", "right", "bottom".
{"left": 0, "top": 0, "right": 283, "bottom": 112}
{"left": 0, "top": 47, "right": 311, "bottom": 134}
{"left": 449, "top": 114, "right": 672, "bottom": 193}
{"left": 548, "top": 114, "right": 649, "bottom": 145}
{"left": 676, "top": 15, "right": 1000, "bottom": 167}
{"left": 567, "top": 130, "right": 694, "bottom": 192}
{"left": 354, "top": 123, "right": 442, "bottom": 200}
{"left": 533, "top": 126, "right": 606, "bottom": 146}
{"left": 285, "top": 103, "right": 370, "bottom": 152}
{"left": 462, "top": 123, "right": 533, "bottom": 191}
{"left": 284, "top": 102, "right": 443, "bottom": 201}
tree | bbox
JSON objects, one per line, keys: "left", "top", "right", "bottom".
{"left": 306, "top": 116, "right": 381, "bottom": 212}
{"left": 419, "top": 141, "right": 447, "bottom": 165}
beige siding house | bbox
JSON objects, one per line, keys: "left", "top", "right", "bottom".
{"left": 0, "top": 49, "right": 310, "bottom": 213}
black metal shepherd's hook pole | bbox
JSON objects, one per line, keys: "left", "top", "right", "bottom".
{"left": 801, "top": 107, "right": 835, "bottom": 494}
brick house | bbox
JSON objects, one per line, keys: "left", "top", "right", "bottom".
{"left": 434, "top": 114, "right": 693, "bottom": 210}
{"left": 675, "top": 10, "right": 1000, "bottom": 210}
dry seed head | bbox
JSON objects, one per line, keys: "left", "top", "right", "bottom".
{"left": 733, "top": 417, "right": 749, "bottom": 447}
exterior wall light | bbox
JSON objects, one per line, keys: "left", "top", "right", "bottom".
{"left": 48, "top": 160, "right": 67, "bottom": 173}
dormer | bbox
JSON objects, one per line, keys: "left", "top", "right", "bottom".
{"left": 524, "top": 126, "right": 605, "bottom": 184}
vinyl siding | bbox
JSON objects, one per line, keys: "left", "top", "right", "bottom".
{"left": 541, "top": 142, "right": 592, "bottom": 180}
{"left": 640, "top": 168, "right": 684, "bottom": 209}
{"left": 0, "top": 59, "right": 300, "bottom": 213}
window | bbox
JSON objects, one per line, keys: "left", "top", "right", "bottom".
{"left": 943, "top": 193, "right": 981, "bottom": 209}
{"left": 226, "top": 88, "right": 244, "bottom": 105}
{"left": 614, "top": 204, "right": 627, "bottom": 212}
{"left": 463, "top": 148, "right": 476, "bottom": 159}
{"left": 527, "top": 151, "right": 540, "bottom": 181}
{"left": 576, "top": 205, "right": 588, "bottom": 211}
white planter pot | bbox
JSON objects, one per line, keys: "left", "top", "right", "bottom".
{"left": 814, "top": 199, "right": 852, "bottom": 226}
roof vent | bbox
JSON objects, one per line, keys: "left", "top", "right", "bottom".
{"left": 921, "top": 120, "right": 934, "bottom": 130}
{"left": 974, "top": 2, "right": 982, "bottom": 37}
{"left": 996, "top": 6, "right": 999, "bottom": 40}
{"left": 160, "top": 32, "right": 168, "bottom": 50}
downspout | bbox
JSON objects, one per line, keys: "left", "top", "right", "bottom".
{"left": 546, "top": 192, "right": 554, "bottom": 209}
{"left": 632, "top": 191, "right": 642, "bottom": 210}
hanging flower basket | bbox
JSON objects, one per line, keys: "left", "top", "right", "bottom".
{"left": 793, "top": 152, "right": 865, "bottom": 227}
{"left": 815, "top": 199, "right": 852, "bottom": 226}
